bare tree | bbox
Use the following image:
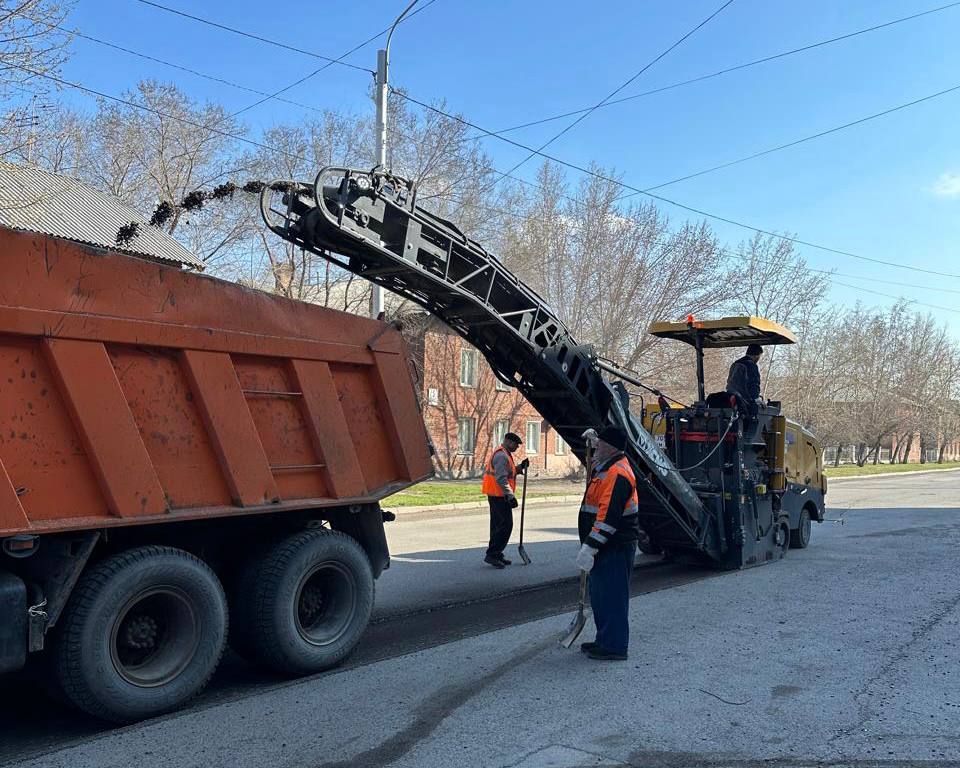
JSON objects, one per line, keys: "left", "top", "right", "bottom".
{"left": 0, "top": 0, "right": 74, "bottom": 154}
{"left": 500, "top": 161, "right": 728, "bottom": 396}
{"left": 74, "top": 81, "right": 251, "bottom": 263}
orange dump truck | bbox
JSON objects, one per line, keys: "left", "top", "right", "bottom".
{"left": 0, "top": 227, "right": 432, "bottom": 722}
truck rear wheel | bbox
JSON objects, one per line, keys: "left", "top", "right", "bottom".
{"left": 53, "top": 546, "right": 228, "bottom": 723}
{"left": 231, "top": 529, "right": 374, "bottom": 675}
{"left": 790, "top": 508, "right": 812, "bottom": 549}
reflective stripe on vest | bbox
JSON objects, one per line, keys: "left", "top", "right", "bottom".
{"left": 481, "top": 447, "right": 517, "bottom": 497}
{"left": 581, "top": 456, "right": 639, "bottom": 543}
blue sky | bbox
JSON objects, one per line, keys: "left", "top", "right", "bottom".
{"left": 61, "top": 0, "right": 960, "bottom": 333}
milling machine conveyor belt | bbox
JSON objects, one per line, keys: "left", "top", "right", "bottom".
{"left": 260, "top": 167, "right": 720, "bottom": 562}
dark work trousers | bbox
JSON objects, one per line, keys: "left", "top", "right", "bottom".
{"left": 588, "top": 541, "right": 635, "bottom": 655}
{"left": 486, "top": 496, "right": 514, "bottom": 557}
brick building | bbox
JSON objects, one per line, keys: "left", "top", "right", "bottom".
{"left": 414, "top": 321, "right": 581, "bottom": 479}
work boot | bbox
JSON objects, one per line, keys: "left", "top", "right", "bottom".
{"left": 580, "top": 642, "right": 598, "bottom": 654}
{"left": 586, "top": 646, "right": 628, "bottom": 661}
{"left": 484, "top": 554, "right": 506, "bottom": 569}
{"left": 497, "top": 554, "right": 512, "bottom": 566}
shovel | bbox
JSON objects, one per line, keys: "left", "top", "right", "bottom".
{"left": 517, "top": 470, "right": 532, "bottom": 565}
{"left": 559, "top": 571, "right": 588, "bottom": 648}
{"left": 560, "top": 440, "right": 594, "bottom": 648}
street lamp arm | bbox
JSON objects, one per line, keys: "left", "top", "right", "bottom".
{"left": 385, "top": 0, "right": 421, "bottom": 62}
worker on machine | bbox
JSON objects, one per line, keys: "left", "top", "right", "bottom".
{"left": 726, "top": 343, "right": 763, "bottom": 414}
{"left": 576, "top": 426, "right": 639, "bottom": 661}
{"left": 481, "top": 432, "right": 529, "bottom": 569}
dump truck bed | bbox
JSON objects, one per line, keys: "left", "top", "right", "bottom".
{"left": 0, "top": 228, "right": 433, "bottom": 538}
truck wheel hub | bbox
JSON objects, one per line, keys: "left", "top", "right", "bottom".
{"left": 110, "top": 587, "right": 200, "bottom": 687}
{"left": 123, "top": 614, "right": 159, "bottom": 650}
{"left": 295, "top": 562, "right": 357, "bottom": 647}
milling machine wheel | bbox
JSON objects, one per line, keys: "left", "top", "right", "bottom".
{"left": 790, "top": 508, "right": 812, "bottom": 549}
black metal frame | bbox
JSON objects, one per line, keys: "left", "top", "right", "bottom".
{"left": 260, "top": 167, "right": 720, "bottom": 563}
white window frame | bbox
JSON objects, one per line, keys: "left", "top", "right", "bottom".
{"left": 457, "top": 417, "right": 476, "bottom": 455}
{"left": 492, "top": 419, "right": 509, "bottom": 447}
{"left": 554, "top": 434, "right": 567, "bottom": 456}
{"left": 525, "top": 420, "right": 541, "bottom": 454}
{"left": 427, "top": 387, "right": 439, "bottom": 406}
{"left": 495, "top": 376, "right": 510, "bottom": 392}
{"left": 459, "top": 349, "right": 478, "bottom": 388}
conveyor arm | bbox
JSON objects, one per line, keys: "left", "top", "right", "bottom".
{"left": 260, "top": 167, "right": 719, "bottom": 559}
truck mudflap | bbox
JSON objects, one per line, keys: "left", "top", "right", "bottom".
{"left": 328, "top": 504, "right": 391, "bottom": 578}
{"left": 0, "top": 570, "right": 27, "bottom": 674}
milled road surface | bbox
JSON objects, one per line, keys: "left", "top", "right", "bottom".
{"left": 3, "top": 471, "right": 959, "bottom": 767}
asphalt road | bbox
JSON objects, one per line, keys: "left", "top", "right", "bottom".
{"left": 3, "top": 470, "right": 959, "bottom": 767}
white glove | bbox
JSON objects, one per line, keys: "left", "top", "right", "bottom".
{"left": 575, "top": 543, "right": 598, "bottom": 573}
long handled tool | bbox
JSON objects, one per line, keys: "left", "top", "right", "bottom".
{"left": 517, "top": 470, "right": 531, "bottom": 565}
{"left": 560, "top": 440, "right": 594, "bottom": 648}
{"left": 560, "top": 571, "right": 588, "bottom": 648}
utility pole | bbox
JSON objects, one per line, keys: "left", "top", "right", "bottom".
{"left": 371, "top": 0, "right": 420, "bottom": 319}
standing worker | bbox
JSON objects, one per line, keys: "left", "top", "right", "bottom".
{"left": 481, "top": 432, "right": 529, "bottom": 568}
{"left": 726, "top": 343, "right": 763, "bottom": 412}
{"left": 575, "top": 426, "right": 639, "bottom": 660}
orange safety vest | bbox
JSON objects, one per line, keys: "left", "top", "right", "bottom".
{"left": 581, "top": 456, "right": 639, "bottom": 543}
{"left": 481, "top": 447, "right": 517, "bottom": 497}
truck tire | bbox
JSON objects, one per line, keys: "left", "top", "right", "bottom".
{"left": 790, "top": 508, "right": 812, "bottom": 549}
{"left": 52, "top": 546, "right": 228, "bottom": 723}
{"left": 231, "top": 529, "right": 374, "bottom": 675}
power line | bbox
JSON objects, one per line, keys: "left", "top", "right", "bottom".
{"left": 138, "top": 0, "right": 441, "bottom": 120}
{"left": 440, "top": 188, "right": 960, "bottom": 303}
{"left": 626, "top": 80, "right": 960, "bottom": 194}
{"left": 46, "top": 9, "right": 958, "bottom": 199}
{"left": 484, "top": 1, "right": 960, "bottom": 137}
{"left": 391, "top": 89, "right": 960, "bottom": 280}
{"left": 7, "top": 63, "right": 307, "bottom": 161}
{"left": 135, "top": 0, "right": 374, "bottom": 73}
{"left": 18, "top": 15, "right": 337, "bottom": 117}
{"left": 483, "top": 0, "right": 736, "bottom": 191}
{"left": 831, "top": 280, "right": 960, "bottom": 315}
{"left": 12, "top": 62, "right": 957, "bottom": 310}
{"left": 130, "top": 0, "right": 959, "bottom": 281}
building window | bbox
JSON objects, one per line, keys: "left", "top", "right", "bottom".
{"left": 495, "top": 375, "right": 510, "bottom": 392}
{"left": 457, "top": 417, "right": 476, "bottom": 455}
{"left": 460, "top": 349, "right": 477, "bottom": 387}
{"left": 427, "top": 387, "right": 439, "bottom": 406}
{"left": 555, "top": 435, "right": 567, "bottom": 455}
{"left": 492, "top": 419, "right": 509, "bottom": 446}
{"left": 526, "top": 420, "right": 541, "bottom": 454}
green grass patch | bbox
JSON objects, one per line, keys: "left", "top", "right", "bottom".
{"left": 385, "top": 481, "right": 569, "bottom": 508}
{"left": 824, "top": 461, "right": 960, "bottom": 478}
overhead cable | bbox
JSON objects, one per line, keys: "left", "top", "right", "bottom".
{"left": 482, "top": 0, "right": 736, "bottom": 191}
{"left": 487, "top": 1, "right": 960, "bottom": 136}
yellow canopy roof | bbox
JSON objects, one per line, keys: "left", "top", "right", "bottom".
{"left": 648, "top": 316, "right": 796, "bottom": 348}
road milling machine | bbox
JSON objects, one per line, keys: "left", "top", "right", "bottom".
{"left": 261, "top": 167, "right": 827, "bottom": 570}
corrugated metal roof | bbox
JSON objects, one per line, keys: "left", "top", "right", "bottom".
{"left": 0, "top": 162, "right": 205, "bottom": 270}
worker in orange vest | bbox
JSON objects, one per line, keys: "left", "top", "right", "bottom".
{"left": 576, "top": 425, "right": 639, "bottom": 660}
{"left": 481, "top": 431, "right": 529, "bottom": 568}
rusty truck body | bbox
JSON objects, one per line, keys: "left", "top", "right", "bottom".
{"left": 0, "top": 227, "right": 432, "bottom": 722}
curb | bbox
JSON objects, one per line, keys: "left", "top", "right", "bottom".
{"left": 390, "top": 493, "right": 582, "bottom": 520}
{"left": 390, "top": 466, "right": 960, "bottom": 517}
{"left": 826, "top": 466, "right": 960, "bottom": 483}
